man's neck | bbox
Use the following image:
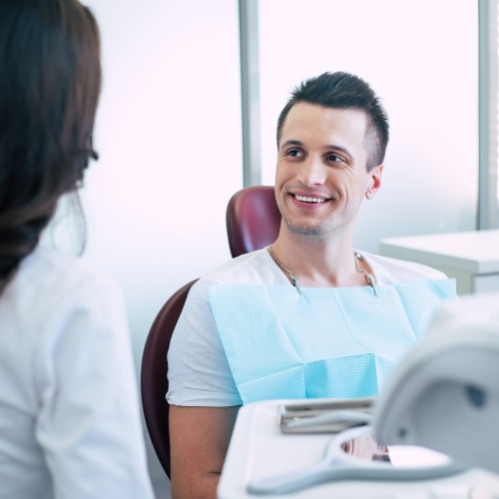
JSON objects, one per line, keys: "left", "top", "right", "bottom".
{"left": 270, "top": 230, "right": 363, "bottom": 288}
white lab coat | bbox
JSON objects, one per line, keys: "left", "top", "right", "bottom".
{"left": 0, "top": 245, "right": 154, "bottom": 499}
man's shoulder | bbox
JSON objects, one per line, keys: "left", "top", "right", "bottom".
{"left": 363, "top": 251, "right": 448, "bottom": 284}
{"left": 199, "top": 248, "right": 280, "bottom": 286}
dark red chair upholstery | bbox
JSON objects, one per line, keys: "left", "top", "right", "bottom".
{"left": 226, "top": 185, "right": 281, "bottom": 257}
{"left": 141, "top": 279, "right": 197, "bottom": 478}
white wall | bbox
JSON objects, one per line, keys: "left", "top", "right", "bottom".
{"left": 80, "top": 1, "right": 243, "bottom": 496}
{"left": 258, "top": 0, "right": 479, "bottom": 253}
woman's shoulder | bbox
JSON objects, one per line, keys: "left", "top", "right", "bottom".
{"left": 0, "top": 245, "right": 128, "bottom": 375}
{"left": 6, "top": 245, "right": 124, "bottom": 324}
{"left": 21, "top": 245, "right": 119, "bottom": 294}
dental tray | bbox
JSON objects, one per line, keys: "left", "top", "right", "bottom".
{"left": 279, "top": 397, "right": 375, "bottom": 434}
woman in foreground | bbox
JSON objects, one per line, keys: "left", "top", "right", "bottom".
{"left": 0, "top": 1, "right": 154, "bottom": 497}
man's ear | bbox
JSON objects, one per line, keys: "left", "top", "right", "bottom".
{"left": 365, "top": 164, "right": 383, "bottom": 200}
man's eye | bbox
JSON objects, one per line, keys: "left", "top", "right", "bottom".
{"left": 287, "top": 149, "right": 302, "bottom": 157}
{"left": 328, "top": 154, "right": 344, "bottom": 163}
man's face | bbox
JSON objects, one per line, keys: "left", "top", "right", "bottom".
{"left": 275, "top": 102, "right": 383, "bottom": 239}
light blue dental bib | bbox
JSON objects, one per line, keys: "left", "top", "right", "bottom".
{"left": 208, "top": 279, "right": 456, "bottom": 404}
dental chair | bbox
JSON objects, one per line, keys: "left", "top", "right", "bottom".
{"left": 141, "top": 279, "right": 198, "bottom": 477}
{"left": 141, "top": 185, "right": 281, "bottom": 477}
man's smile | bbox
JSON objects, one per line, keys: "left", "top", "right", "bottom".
{"left": 292, "top": 193, "right": 332, "bottom": 204}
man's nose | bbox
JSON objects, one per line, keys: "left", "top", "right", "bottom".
{"left": 298, "top": 156, "right": 327, "bottom": 186}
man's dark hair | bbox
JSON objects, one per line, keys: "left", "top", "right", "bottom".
{"left": 276, "top": 72, "right": 389, "bottom": 171}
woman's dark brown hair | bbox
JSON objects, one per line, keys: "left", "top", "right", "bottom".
{"left": 0, "top": 0, "right": 101, "bottom": 291}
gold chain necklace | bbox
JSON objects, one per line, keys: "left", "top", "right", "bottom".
{"left": 267, "top": 246, "right": 377, "bottom": 295}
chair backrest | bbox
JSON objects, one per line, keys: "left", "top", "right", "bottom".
{"left": 226, "top": 185, "right": 281, "bottom": 258}
{"left": 141, "top": 279, "right": 197, "bottom": 478}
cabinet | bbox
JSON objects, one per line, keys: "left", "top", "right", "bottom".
{"left": 379, "top": 230, "right": 499, "bottom": 295}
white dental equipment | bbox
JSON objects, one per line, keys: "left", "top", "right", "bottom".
{"left": 373, "top": 292, "right": 499, "bottom": 475}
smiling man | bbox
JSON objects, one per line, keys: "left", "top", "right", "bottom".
{"left": 271, "top": 102, "right": 382, "bottom": 288}
{"left": 166, "top": 72, "right": 456, "bottom": 499}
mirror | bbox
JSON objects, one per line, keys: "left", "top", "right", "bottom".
{"left": 247, "top": 426, "right": 468, "bottom": 495}
{"left": 339, "top": 427, "right": 453, "bottom": 469}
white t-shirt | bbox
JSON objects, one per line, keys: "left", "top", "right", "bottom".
{"left": 0, "top": 245, "right": 154, "bottom": 499}
{"left": 167, "top": 248, "right": 448, "bottom": 407}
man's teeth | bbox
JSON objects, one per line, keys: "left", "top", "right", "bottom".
{"left": 295, "top": 195, "right": 326, "bottom": 203}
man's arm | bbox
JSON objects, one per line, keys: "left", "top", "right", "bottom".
{"left": 169, "top": 405, "right": 240, "bottom": 499}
